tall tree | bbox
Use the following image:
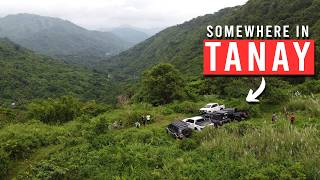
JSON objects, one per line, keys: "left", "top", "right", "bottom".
{"left": 135, "top": 63, "right": 185, "bottom": 105}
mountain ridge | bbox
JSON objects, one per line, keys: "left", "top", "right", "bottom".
{"left": 0, "top": 13, "right": 130, "bottom": 64}
{"left": 97, "top": 0, "right": 320, "bottom": 80}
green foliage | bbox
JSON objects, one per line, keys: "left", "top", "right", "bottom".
{"left": 94, "top": 117, "right": 109, "bottom": 134}
{"left": 27, "top": 96, "right": 81, "bottom": 124}
{"left": 287, "top": 96, "right": 320, "bottom": 117}
{"left": 0, "top": 96, "right": 320, "bottom": 179}
{"left": 294, "top": 80, "right": 320, "bottom": 95}
{"left": 178, "top": 138, "right": 199, "bottom": 151}
{"left": 135, "top": 63, "right": 185, "bottom": 105}
{"left": 20, "top": 160, "right": 68, "bottom": 180}
{"left": 226, "top": 99, "right": 261, "bottom": 117}
{"left": 0, "top": 107, "right": 16, "bottom": 127}
{"left": 80, "top": 100, "right": 111, "bottom": 117}
{"left": 167, "top": 101, "right": 201, "bottom": 114}
{"left": 0, "top": 38, "right": 119, "bottom": 105}
{"left": 0, "top": 149, "right": 9, "bottom": 178}
{"left": 262, "top": 78, "right": 291, "bottom": 104}
{"left": 0, "top": 122, "right": 66, "bottom": 160}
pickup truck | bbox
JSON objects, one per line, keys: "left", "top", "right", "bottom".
{"left": 199, "top": 103, "right": 225, "bottom": 114}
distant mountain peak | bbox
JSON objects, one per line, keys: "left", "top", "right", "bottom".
{"left": 0, "top": 13, "right": 132, "bottom": 64}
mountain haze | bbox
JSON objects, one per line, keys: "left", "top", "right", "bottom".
{"left": 0, "top": 14, "right": 130, "bottom": 63}
{"left": 110, "top": 27, "right": 149, "bottom": 45}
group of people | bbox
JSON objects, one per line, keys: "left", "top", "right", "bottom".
{"left": 272, "top": 109, "right": 296, "bottom": 124}
{"left": 135, "top": 114, "right": 151, "bottom": 128}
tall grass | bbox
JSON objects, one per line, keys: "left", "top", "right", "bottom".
{"left": 287, "top": 96, "right": 320, "bottom": 117}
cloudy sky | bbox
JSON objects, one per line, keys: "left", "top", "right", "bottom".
{"left": 0, "top": 0, "right": 248, "bottom": 30}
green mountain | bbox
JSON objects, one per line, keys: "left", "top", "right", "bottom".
{"left": 0, "top": 38, "right": 118, "bottom": 105}
{"left": 110, "top": 26, "right": 149, "bottom": 45}
{"left": 0, "top": 14, "right": 130, "bottom": 63}
{"left": 97, "top": 0, "right": 320, "bottom": 79}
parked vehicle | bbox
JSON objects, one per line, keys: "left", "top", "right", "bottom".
{"left": 223, "top": 108, "right": 249, "bottom": 121}
{"left": 166, "top": 121, "right": 193, "bottom": 139}
{"left": 182, "top": 116, "right": 213, "bottom": 131}
{"left": 199, "top": 103, "right": 225, "bottom": 114}
{"left": 204, "top": 111, "right": 231, "bottom": 125}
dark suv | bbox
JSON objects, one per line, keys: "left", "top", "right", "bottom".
{"left": 166, "top": 121, "right": 192, "bottom": 139}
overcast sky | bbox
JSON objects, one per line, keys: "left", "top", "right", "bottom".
{"left": 0, "top": 0, "right": 248, "bottom": 30}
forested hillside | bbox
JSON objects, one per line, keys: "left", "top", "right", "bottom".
{"left": 98, "top": 0, "right": 320, "bottom": 79}
{"left": 110, "top": 27, "right": 149, "bottom": 45}
{"left": 0, "top": 14, "right": 130, "bottom": 64}
{"left": 0, "top": 38, "right": 119, "bottom": 105}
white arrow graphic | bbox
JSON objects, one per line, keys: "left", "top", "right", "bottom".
{"left": 246, "top": 77, "right": 266, "bottom": 103}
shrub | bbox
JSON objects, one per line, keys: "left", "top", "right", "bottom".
{"left": 167, "top": 101, "right": 200, "bottom": 114}
{"left": 81, "top": 100, "right": 111, "bottom": 117}
{"left": 94, "top": 117, "right": 109, "bottom": 134}
{"left": 134, "top": 63, "right": 185, "bottom": 106}
{"left": 294, "top": 80, "right": 320, "bottom": 95}
{"left": 179, "top": 139, "right": 198, "bottom": 151}
{"left": 227, "top": 99, "right": 261, "bottom": 117}
{"left": 0, "top": 149, "right": 9, "bottom": 178}
{"left": 287, "top": 97, "right": 320, "bottom": 117}
{"left": 27, "top": 161, "right": 68, "bottom": 180}
{"left": 27, "top": 96, "right": 81, "bottom": 124}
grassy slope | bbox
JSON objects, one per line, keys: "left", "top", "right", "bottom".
{"left": 1, "top": 96, "right": 320, "bottom": 179}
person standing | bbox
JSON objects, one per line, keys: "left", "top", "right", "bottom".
{"left": 272, "top": 112, "right": 277, "bottom": 122}
{"left": 290, "top": 113, "right": 296, "bottom": 124}
{"left": 135, "top": 121, "right": 141, "bottom": 128}
{"left": 141, "top": 115, "right": 146, "bottom": 126}
{"left": 146, "top": 115, "right": 151, "bottom": 124}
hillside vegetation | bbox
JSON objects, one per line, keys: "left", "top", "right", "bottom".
{"left": 0, "top": 38, "right": 119, "bottom": 105}
{"left": 0, "top": 94, "right": 320, "bottom": 179}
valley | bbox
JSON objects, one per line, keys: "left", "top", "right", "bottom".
{"left": 0, "top": 0, "right": 320, "bottom": 179}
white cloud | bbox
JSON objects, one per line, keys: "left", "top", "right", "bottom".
{"left": 0, "top": 0, "right": 248, "bottom": 30}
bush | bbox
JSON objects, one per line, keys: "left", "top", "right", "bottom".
{"left": 179, "top": 138, "right": 199, "bottom": 151}
{"left": 27, "top": 161, "right": 68, "bottom": 180}
{"left": 0, "top": 123, "right": 66, "bottom": 160}
{"left": 134, "top": 63, "right": 185, "bottom": 106}
{"left": 294, "top": 80, "right": 320, "bottom": 95}
{"left": 167, "top": 101, "right": 200, "bottom": 114}
{"left": 27, "top": 96, "right": 81, "bottom": 124}
{"left": 227, "top": 99, "right": 261, "bottom": 117}
{"left": 81, "top": 100, "right": 111, "bottom": 117}
{"left": 0, "top": 149, "right": 9, "bottom": 178}
{"left": 94, "top": 117, "right": 109, "bottom": 134}
{"left": 287, "top": 97, "right": 320, "bottom": 117}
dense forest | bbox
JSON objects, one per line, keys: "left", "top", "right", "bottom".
{"left": 0, "top": 38, "right": 120, "bottom": 105}
{"left": 0, "top": 0, "right": 320, "bottom": 179}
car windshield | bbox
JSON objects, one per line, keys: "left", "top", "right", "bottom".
{"left": 204, "top": 104, "right": 211, "bottom": 108}
{"left": 195, "top": 119, "right": 205, "bottom": 125}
